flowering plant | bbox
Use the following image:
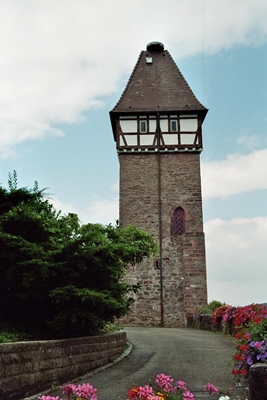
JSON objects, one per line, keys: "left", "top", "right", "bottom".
{"left": 126, "top": 374, "right": 246, "bottom": 400}
{"left": 209, "top": 302, "right": 267, "bottom": 379}
{"left": 212, "top": 303, "right": 267, "bottom": 333}
{"left": 211, "top": 305, "right": 237, "bottom": 335}
{"left": 212, "top": 305, "right": 229, "bottom": 326}
{"left": 233, "top": 304, "right": 267, "bottom": 331}
{"left": 38, "top": 375, "right": 249, "bottom": 400}
{"left": 39, "top": 383, "right": 97, "bottom": 400}
{"left": 127, "top": 374, "right": 195, "bottom": 399}
{"left": 232, "top": 316, "right": 267, "bottom": 377}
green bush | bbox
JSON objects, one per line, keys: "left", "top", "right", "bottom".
{"left": 248, "top": 317, "right": 267, "bottom": 342}
{"left": 0, "top": 323, "right": 30, "bottom": 342}
{"left": 194, "top": 300, "right": 225, "bottom": 317}
{"left": 0, "top": 172, "right": 158, "bottom": 339}
{"left": 209, "top": 300, "right": 225, "bottom": 311}
{"left": 192, "top": 301, "right": 226, "bottom": 330}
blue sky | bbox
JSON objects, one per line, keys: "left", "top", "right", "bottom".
{"left": 0, "top": 0, "right": 267, "bottom": 307}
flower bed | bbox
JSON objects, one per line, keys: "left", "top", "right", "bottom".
{"left": 193, "top": 302, "right": 267, "bottom": 399}
{"left": 210, "top": 303, "right": 267, "bottom": 379}
{"left": 39, "top": 373, "right": 248, "bottom": 400}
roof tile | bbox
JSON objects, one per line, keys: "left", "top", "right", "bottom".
{"left": 111, "top": 47, "right": 207, "bottom": 113}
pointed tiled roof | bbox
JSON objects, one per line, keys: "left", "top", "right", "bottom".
{"left": 111, "top": 43, "right": 208, "bottom": 114}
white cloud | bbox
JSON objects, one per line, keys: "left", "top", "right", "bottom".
{"left": 205, "top": 216, "right": 267, "bottom": 306}
{"left": 84, "top": 196, "right": 119, "bottom": 225}
{"left": 237, "top": 133, "right": 261, "bottom": 149}
{"left": 50, "top": 196, "right": 81, "bottom": 218}
{"left": 202, "top": 148, "right": 267, "bottom": 199}
{"left": 51, "top": 194, "right": 119, "bottom": 226}
{"left": 0, "top": 0, "right": 267, "bottom": 156}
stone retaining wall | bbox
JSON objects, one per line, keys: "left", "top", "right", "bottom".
{"left": 0, "top": 331, "right": 126, "bottom": 400}
{"left": 187, "top": 315, "right": 219, "bottom": 331}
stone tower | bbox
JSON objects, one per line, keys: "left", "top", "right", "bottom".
{"left": 110, "top": 42, "right": 208, "bottom": 327}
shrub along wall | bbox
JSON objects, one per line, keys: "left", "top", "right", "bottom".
{"left": 188, "top": 315, "right": 234, "bottom": 335}
{"left": 187, "top": 315, "right": 219, "bottom": 331}
{"left": 0, "top": 331, "right": 126, "bottom": 400}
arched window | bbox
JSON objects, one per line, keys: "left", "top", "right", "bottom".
{"left": 171, "top": 207, "right": 186, "bottom": 236}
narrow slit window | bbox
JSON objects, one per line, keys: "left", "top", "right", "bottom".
{"left": 171, "top": 207, "right": 186, "bottom": 236}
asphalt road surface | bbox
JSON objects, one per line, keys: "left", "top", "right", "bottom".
{"left": 30, "top": 327, "right": 249, "bottom": 400}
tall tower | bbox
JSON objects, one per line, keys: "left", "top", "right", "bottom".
{"left": 110, "top": 42, "right": 208, "bottom": 327}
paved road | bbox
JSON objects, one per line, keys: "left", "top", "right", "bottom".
{"left": 30, "top": 327, "right": 249, "bottom": 400}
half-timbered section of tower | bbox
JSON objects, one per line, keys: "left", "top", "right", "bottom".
{"left": 110, "top": 42, "right": 208, "bottom": 326}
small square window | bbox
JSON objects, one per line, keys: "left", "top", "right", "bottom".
{"left": 171, "top": 120, "right": 177, "bottom": 132}
{"left": 140, "top": 121, "right": 147, "bottom": 133}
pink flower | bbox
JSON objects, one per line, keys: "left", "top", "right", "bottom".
{"left": 177, "top": 380, "right": 187, "bottom": 390}
{"left": 155, "top": 373, "right": 174, "bottom": 393}
{"left": 137, "top": 384, "right": 155, "bottom": 397}
{"left": 204, "top": 383, "right": 219, "bottom": 394}
{"left": 74, "top": 383, "right": 98, "bottom": 400}
{"left": 183, "top": 390, "right": 194, "bottom": 399}
{"left": 38, "top": 397, "right": 61, "bottom": 400}
{"left": 62, "top": 383, "right": 76, "bottom": 396}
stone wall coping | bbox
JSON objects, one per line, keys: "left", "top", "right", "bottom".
{"left": 0, "top": 331, "right": 127, "bottom": 400}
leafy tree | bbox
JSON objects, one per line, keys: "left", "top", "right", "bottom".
{"left": 0, "top": 172, "right": 158, "bottom": 338}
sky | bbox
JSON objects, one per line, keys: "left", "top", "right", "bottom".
{"left": 0, "top": 0, "right": 267, "bottom": 307}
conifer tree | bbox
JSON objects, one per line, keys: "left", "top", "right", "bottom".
{"left": 0, "top": 173, "right": 158, "bottom": 338}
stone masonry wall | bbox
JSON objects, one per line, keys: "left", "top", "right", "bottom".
{"left": 0, "top": 331, "right": 126, "bottom": 400}
{"left": 119, "top": 152, "right": 207, "bottom": 326}
{"left": 160, "top": 153, "right": 207, "bottom": 318}
{"left": 183, "top": 233, "right": 207, "bottom": 317}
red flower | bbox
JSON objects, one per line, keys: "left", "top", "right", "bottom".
{"left": 240, "top": 369, "right": 248, "bottom": 375}
{"left": 240, "top": 344, "right": 248, "bottom": 352}
{"left": 231, "top": 369, "right": 247, "bottom": 375}
{"left": 128, "top": 388, "right": 139, "bottom": 399}
{"left": 242, "top": 333, "right": 250, "bottom": 340}
{"left": 233, "top": 354, "right": 243, "bottom": 362}
{"left": 231, "top": 369, "right": 240, "bottom": 375}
